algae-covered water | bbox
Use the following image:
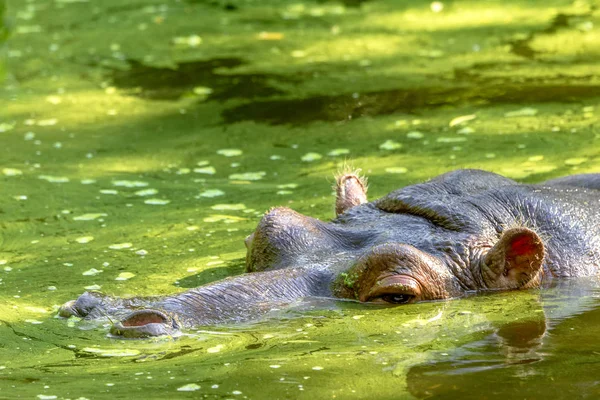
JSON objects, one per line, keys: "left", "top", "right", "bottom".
{"left": 2, "top": 0, "right": 600, "bottom": 398}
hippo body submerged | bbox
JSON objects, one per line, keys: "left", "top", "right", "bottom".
{"left": 59, "top": 169, "right": 600, "bottom": 337}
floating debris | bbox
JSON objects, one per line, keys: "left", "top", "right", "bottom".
{"left": 25, "top": 319, "right": 43, "bottom": 325}
{"left": 217, "top": 149, "right": 243, "bottom": 157}
{"left": 312, "top": 366, "right": 324, "bottom": 371}
{"left": 176, "top": 168, "right": 191, "bottom": 175}
{"left": 81, "top": 347, "right": 141, "bottom": 357}
{"left": 406, "top": 131, "right": 424, "bottom": 139}
{"left": 84, "top": 284, "right": 101, "bottom": 290}
{"left": 270, "top": 365, "right": 282, "bottom": 369}
{"left": 194, "top": 166, "right": 217, "bottom": 175}
{"left": 177, "top": 384, "right": 201, "bottom": 392}
{"left": 135, "top": 188, "right": 158, "bottom": 196}
{"left": 565, "top": 157, "right": 588, "bottom": 166}
{"left": 379, "top": 140, "right": 402, "bottom": 150}
{"left": 207, "top": 344, "right": 225, "bottom": 353}
{"left": 197, "top": 160, "right": 210, "bottom": 167}
{"left": 115, "top": 272, "right": 135, "bottom": 281}
{"left": 301, "top": 152, "right": 323, "bottom": 162}
{"left": 75, "top": 236, "right": 94, "bottom": 244}
{"left": 385, "top": 167, "right": 408, "bottom": 174}
{"left": 277, "top": 183, "right": 298, "bottom": 189}
{"left": 436, "top": 137, "right": 467, "bottom": 143}
{"left": 327, "top": 148, "right": 350, "bottom": 156}
{"left": 135, "top": 249, "right": 148, "bottom": 256}
{"left": 199, "top": 189, "right": 225, "bottom": 198}
{"left": 270, "top": 155, "right": 283, "bottom": 160}
{"left": 109, "top": 243, "right": 132, "bottom": 250}
{"left": 211, "top": 203, "right": 246, "bottom": 211}
{"left": 144, "top": 198, "right": 170, "bottom": 205}
{"left": 73, "top": 213, "right": 107, "bottom": 221}
{"left": 457, "top": 127, "right": 475, "bottom": 135}
{"left": 193, "top": 86, "right": 213, "bottom": 96}
{"left": 36, "top": 395, "right": 57, "bottom": 400}
{"left": 229, "top": 172, "right": 266, "bottom": 181}
{"left": 173, "top": 34, "right": 202, "bottom": 47}
{"left": 277, "top": 190, "right": 293, "bottom": 195}
{"left": 112, "top": 180, "right": 148, "bottom": 188}
{"left": 82, "top": 268, "right": 103, "bottom": 276}
{"left": 258, "top": 32, "right": 284, "bottom": 40}
{"left": 204, "top": 215, "right": 247, "bottom": 223}
{"left": 3, "top": 168, "right": 23, "bottom": 176}
{"left": 37, "top": 119, "right": 58, "bottom": 126}
{"left": 449, "top": 114, "right": 476, "bottom": 127}
{"left": 100, "top": 189, "right": 118, "bottom": 195}
{"left": 0, "top": 122, "right": 15, "bottom": 132}
{"left": 505, "top": 107, "right": 538, "bottom": 117}
{"left": 39, "top": 175, "right": 69, "bottom": 183}
{"left": 80, "top": 179, "right": 96, "bottom": 185}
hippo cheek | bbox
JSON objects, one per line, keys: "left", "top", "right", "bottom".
{"left": 58, "top": 291, "right": 103, "bottom": 318}
{"left": 109, "top": 310, "right": 180, "bottom": 338}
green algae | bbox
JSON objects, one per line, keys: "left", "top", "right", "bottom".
{"left": 2, "top": 0, "right": 600, "bottom": 398}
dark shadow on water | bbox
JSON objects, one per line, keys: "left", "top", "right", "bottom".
{"left": 176, "top": 261, "right": 245, "bottom": 288}
{"left": 108, "top": 57, "right": 292, "bottom": 101}
{"left": 222, "top": 83, "right": 600, "bottom": 125}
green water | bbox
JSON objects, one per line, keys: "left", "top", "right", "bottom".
{"left": 2, "top": 0, "right": 600, "bottom": 398}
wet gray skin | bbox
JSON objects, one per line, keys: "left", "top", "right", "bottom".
{"left": 58, "top": 169, "right": 600, "bottom": 338}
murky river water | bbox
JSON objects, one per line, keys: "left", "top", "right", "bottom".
{"left": 2, "top": 0, "right": 600, "bottom": 398}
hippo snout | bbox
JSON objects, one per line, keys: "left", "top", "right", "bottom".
{"left": 109, "top": 309, "right": 180, "bottom": 338}
{"left": 58, "top": 291, "right": 104, "bottom": 318}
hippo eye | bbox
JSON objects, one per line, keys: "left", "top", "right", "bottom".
{"left": 379, "top": 293, "right": 415, "bottom": 304}
{"left": 361, "top": 275, "right": 422, "bottom": 304}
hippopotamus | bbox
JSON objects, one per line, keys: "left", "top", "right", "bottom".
{"left": 58, "top": 169, "right": 600, "bottom": 337}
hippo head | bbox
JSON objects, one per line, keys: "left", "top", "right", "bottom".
{"left": 245, "top": 169, "right": 546, "bottom": 305}
{"left": 59, "top": 169, "right": 548, "bottom": 337}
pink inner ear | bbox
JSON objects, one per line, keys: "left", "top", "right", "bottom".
{"left": 509, "top": 234, "right": 538, "bottom": 257}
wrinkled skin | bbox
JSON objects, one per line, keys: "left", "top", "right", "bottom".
{"left": 58, "top": 169, "right": 600, "bottom": 337}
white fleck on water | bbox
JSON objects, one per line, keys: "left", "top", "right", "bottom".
{"left": 270, "top": 365, "right": 281, "bottom": 369}
{"left": 84, "top": 284, "right": 101, "bottom": 290}
{"left": 270, "top": 155, "right": 283, "bottom": 160}
{"left": 229, "top": 171, "right": 266, "bottom": 181}
{"left": 436, "top": 137, "right": 467, "bottom": 143}
{"left": 100, "top": 189, "right": 118, "bottom": 195}
{"left": 36, "top": 395, "right": 57, "bottom": 400}
{"left": 449, "top": 114, "right": 476, "bottom": 127}
{"left": 211, "top": 203, "right": 246, "bottom": 211}
{"left": 14, "top": 195, "right": 28, "bottom": 201}
{"left": 197, "top": 160, "right": 210, "bottom": 166}
{"left": 385, "top": 167, "right": 408, "bottom": 174}
{"left": 3, "top": 168, "right": 23, "bottom": 176}
{"left": 75, "top": 236, "right": 94, "bottom": 244}
{"left": 277, "top": 190, "right": 293, "bottom": 195}
{"left": 135, "top": 249, "right": 148, "bottom": 256}
{"left": 217, "top": 148, "right": 243, "bottom": 157}
{"left": 38, "top": 175, "right": 69, "bottom": 183}
{"left": 327, "top": 148, "right": 350, "bottom": 156}
{"left": 109, "top": 243, "right": 132, "bottom": 249}
{"left": 37, "top": 118, "right": 58, "bottom": 126}
{"left": 301, "top": 152, "right": 322, "bottom": 162}
{"left": 406, "top": 131, "right": 424, "bottom": 139}
{"left": 379, "top": 140, "right": 402, "bottom": 150}
{"left": 312, "top": 366, "right": 324, "bottom": 370}
{"left": 82, "top": 268, "right": 103, "bottom": 276}
{"left": 73, "top": 213, "right": 107, "bottom": 221}
{"left": 80, "top": 179, "right": 97, "bottom": 185}
{"left": 504, "top": 107, "right": 538, "bottom": 117}
{"left": 115, "top": 272, "right": 135, "bottom": 281}
{"left": 112, "top": 180, "right": 148, "bottom": 187}
{"left": 277, "top": 183, "right": 298, "bottom": 189}
{"left": 177, "top": 383, "right": 201, "bottom": 392}
{"left": 199, "top": 189, "right": 225, "bottom": 198}
{"left": 565, "top": 157, "right": 588, "bottom": 166}
{"left": 134, "top": 188, "right": 158, "bottom": 196}
{"left": 194, "top": 166, "right": 217, "bottom": 175}
{"left": 207, "top": 344, "right": 225, "bottom": 353}
{"left": 144, "top": 198, "right": 170, "bottom": 205}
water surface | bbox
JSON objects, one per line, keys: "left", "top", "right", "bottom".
{"left": 2, "top": 0, "right": 600, "bottom": 398}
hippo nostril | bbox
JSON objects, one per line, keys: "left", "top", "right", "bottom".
{"left": 110, "top": 309, "right": 178, "bottom": 338}
{"left": 121, "top": 309, "right": 169, "bottom": 327}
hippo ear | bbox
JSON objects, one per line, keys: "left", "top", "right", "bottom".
{"left": 482, "top": 227, "right": 545, "bottom": 290}
{"left": 335, "top": 171, "right": 368, "bottom": 216}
